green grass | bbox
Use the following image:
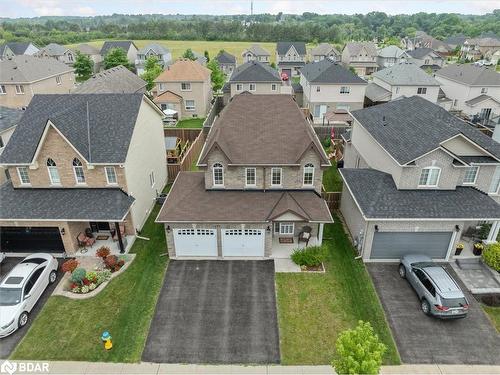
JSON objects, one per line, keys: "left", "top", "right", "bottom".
{"left": 483, "top": 306, "right": 500, "bottom": 332}
{"left": 11, "top": 205, "right": 168, "bottom": 362}
{"left": 275, "top": 215, "right": 400, "bottom": 365}
{"left": 322, "top": 164, "right": 343, "bottom": 192}
{"left": 176, "top": 118, "right": 204, "bottom": 128}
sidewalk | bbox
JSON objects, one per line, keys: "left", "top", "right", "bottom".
{"left": 3, "top": 361, "right": 500, "bottom": 375}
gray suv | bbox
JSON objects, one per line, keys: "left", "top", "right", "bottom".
{"left": 399, "top": 254, "right": 469, "bottom": 319}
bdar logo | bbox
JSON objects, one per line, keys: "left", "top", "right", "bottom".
{"left": 0, "top": 360, "right": 17, "bottom": 375}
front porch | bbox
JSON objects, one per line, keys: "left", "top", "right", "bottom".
{"left": 271, "top": 235, "right": 320, "bottom": 259}
{"left": 75, "top": 232, "right": 136, "bottom": 256}
{"left": 453, "top": 220, "right": 500, "bottom": 259}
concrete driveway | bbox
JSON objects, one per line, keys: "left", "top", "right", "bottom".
{"left": 368, "top": 263, "right": 500, "bottom": 365}
{"left": 0, "top": 257, "right": 62, "bottom": 359}
{"left": 142, "top": 260, "right": 280, "bottom": 364}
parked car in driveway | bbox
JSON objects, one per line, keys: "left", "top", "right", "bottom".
{"left": 0, "top": 254, "right": 58, "bottom": 338}
{"left": 399, "top": 254, "right": 469, "bottom": 319}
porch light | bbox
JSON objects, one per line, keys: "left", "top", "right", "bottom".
{"left": 374, "top": 225, "right": 379, "bottom": 232}
{"left": 60, "top": 228, "right": 65, "bottom": 235}
{"left": 266, "top": 226, "right": 271, "bottom": 233}
{"left": 455, "top": 225, "right": 460, "bottom": 232}
{"left": 166, "top": 225, "right": 171, "bottom": 233}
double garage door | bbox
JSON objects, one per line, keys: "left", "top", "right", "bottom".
{"left": 173, "top": 228, "right": 265, "bottom": 257}
{"left": 371, "top": 232, "right": 453, "bottom": 260}
{"left": 0, "top": 227, "right": 65, "bottom": 253}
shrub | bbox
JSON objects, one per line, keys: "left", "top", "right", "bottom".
{"left": 96, "top": 246, "right": 111, "bottom": 259}
{"left": 61, "top": 259, "right": 79, "bottom": 273}
{"left": 70, "top": 268, "right": 87, "bottom": 284}
{"left": 323, "top": 137, "right": 331, "bottom": 148}
{"left": 104, "top": 255, "right": 118, "bottom": 269}
{"left": 86, "top": 271, "right": 98, "bottom": 283}
{"left": 89, "top": 283, "right": 97, "bottom": 291}
{"left": 81, "top": 285, "right": 90, "bottom": 294}
{"left": 291, "top": 245, "right": 327, "bottom": 267}
{"left": 96, "top": 269, "right": 112, "bottom": 284}
{"left": 332, "top": 321, "right": 386, "bottom": 375}
{"left": 483, "top": 242, "right": 500, "bottom": 271}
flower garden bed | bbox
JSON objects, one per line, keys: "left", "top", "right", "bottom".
{"left": 291, "top": 246, "right": 327, "bottom": 273}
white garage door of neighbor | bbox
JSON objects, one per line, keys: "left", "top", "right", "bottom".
{"left": 173, "top": 228, "right": 218, "bottom": 257}
{"left": 221, "top": 229, "right": 265, "bottom": 257}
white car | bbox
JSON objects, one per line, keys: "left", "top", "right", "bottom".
{"left": 0, "top": 254, "right": 58, "bottom": 338}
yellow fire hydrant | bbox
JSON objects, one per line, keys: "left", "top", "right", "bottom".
{"left": 101, "top": 331, "right": 113, "bottom": 350}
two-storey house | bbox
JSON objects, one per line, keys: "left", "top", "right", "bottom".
{"left": 300, "top": 59, "right": 367, "bottom": 123}
{"left": 365, "top": 62, "right": 440, "bottom": 106}
{"left": 340, "top": 96, "right": 500, "bottom": 262}
{"left": 156, "top": 94, "right": 333, "bottom": 258}
{"left": 215, "top": 51, "right": 237, "bottom": 76}
{"left": 135, "top": 44, "right": 172, "bottom": 75}
{"left": 100, "top": 41, "right": 138, "bottom": 66}
{"left": 310, "top": 43, "right": 341, "bottom": 63}
{"left": 376, "top": 45, "right": 409, "bottom": 68}
{"left": 0, "top": 56, "right": 75, "bottom": 109}
{"left": 36, "top": 43, "right": 76, "bottom": 66}
{"left": 435, "top": 64, "right": 500, "bottom": 124}
{"left": 73, "top": 65, "right": 147, "bottom": 94}
{"left": 407, "top": 48, "right": 444, "bottom": 72}
{"left": 341, "top": 42, "right": 379, "bottom": 77}
{"left": 75, "top": 43, "right": 102, "bottom": 73}
{"left": 241, "top": 44, "right": 270, "bottom": 64}
{"left": 0, "top": 42, "right": 39, "bottom": 60}
{"left": 0, "top": 106, "right": 23, "bottom": 185}
{"left": 276, "top": 42, "right": 307, "bottom": 78}
{"left": 153, "top": 59, "right": 213, "bottom": 119}
{"left": 0, "top": 93, "right": 167, "bottom": 255}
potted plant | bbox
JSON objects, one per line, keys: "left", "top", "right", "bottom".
{"left": 455, "top": 243, "right": 464, "bottom": 256}
{"left": 473, "top": 242, "right": 484, "bottom": 256}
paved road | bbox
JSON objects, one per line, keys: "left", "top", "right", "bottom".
{"left": 142, "top": 260, "right": 280, "bottom": 364}
{"left": 368, "top": 263, "right": 500, "bottom": 365}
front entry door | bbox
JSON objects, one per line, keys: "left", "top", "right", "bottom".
{"left": 90, "top": 222, "right": 111, "bottom": 232}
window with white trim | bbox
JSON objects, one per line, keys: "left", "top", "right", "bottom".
{"left": 279, "top": 223, "right": 294, "bottom": 235}
{"left": 245, "top": 167, "right": 256, "bottom": 186}
{"left": 17, "top": 166, "right": 30, "bottom": 184}
{"left": 213, "top": 163, "right": 224, "bottom": 186}
{"left": 249, "top": 83, "right": 256, "bottom": 91}
{"left": 105, "top": 166, "right": 117, "bottom": 184}
{"left": 489, "top": 166, "right": 500, "bottom": 194}
{"left": 418, "top": 166, "right": 440, "bottom": 187}
{"left": 72, "top": 158, "right": 85, "bottom": 184}
{"left": 463, "top": 166, "right": 479, "bottom": 185}
{"left": 271, "top": 83, "right": 277, "bottom": 91}
{"left": 56, "top": 75, "right": 61, "bottom": 85}
{"left": 0, "top": 85, "right": 5, "bottom": 94}
{"left": 340, "top": 86, "right": 350, "bottom": 94}
{"left": 417, "top": 87, "right": 427, "bottom": 94}
{"left": 303, "top": 163, "right": 314, "bottom": 186}
{"left": 46, "top": 158, "right": 61, "bottom": 185}
{"left": 271, "top": 167, "right": 282, "bottom": 186}
{"left": 481, "top": 87, "right": 488, "bottom": 94}
{"left": 15, "top": 85, "right": 24, "bottom": 94}
{"left": 185, "top": 100, "right": 195, "bottom": 111}
{"left": 158, "top": 83, "right": 165, "bottom": 92}
{"left": 181, "top": 82, "right": 191, "bottom": 91}
{"left": 316, "top": 86, "right": 321, "bottom": 92}
{"left": 236, "top": 83, "right": 243, "bottom": 91}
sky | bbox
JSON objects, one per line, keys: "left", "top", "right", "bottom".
{"left": 1, "top": 0, "right": 498, "bottom": 18}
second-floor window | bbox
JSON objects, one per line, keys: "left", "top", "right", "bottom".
{"left": 181, "top": 82, "right": 191, "bottom": 91}
{"left": 158, "top": 83, "right": 165, "bottom": 92}
{"left": 417, "top": 87, "right": 427, "bottom": 95}
{"left": 340, "top": 86, "right": 350, "bottom": 94}
{"left": 105, "top": 166, "right": 117, "bottom": 185}
{"left": 316, "top": 86, "right": 321, "bottom": 92}
{"left": 303, "top": 163, "right": 314, "bottom": 186}
{"left": 17, "top": 166, "right": 30, "bottom": 184}
{"left": 72, "top": 158, "right": 85, "bottom": 184}
{"left": 236, "top": 84, "right": 243, "bottom": 91}
{"left": 213, "top": 163, "right": 224, "bottom": 186}
{"left": 47, "top": 158, "right": 61, "bottom": 185}
{"left": 418, "top": 166, "right": 440, "bottom": 187}
{"left": 463, "top": 166, "right": 479, "bottom": 185}
{"left": 249, "top": 83, "right": 256, "bottom": 91}
{"left": 489, "top": 166, "right": 500, "bottom": 195}
{"left": 15, "top": 85, "right": 24, "bottom": 95}
{"left": 0, "top": 85, "right": 5, "bottom": 94}
{"left": 481, "top": 87, "right": 488, "bottom": 94}
{"left": 271, "top": 84, "right": 277, "bottom": 91}
{"left": 245, "top": 167, "right": 256, "bottom": 186}
{"left": 271, "top": 167, "right": 282, "bottom": 186}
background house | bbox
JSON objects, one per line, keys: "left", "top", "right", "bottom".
{"left": 73, "top": 65, "right": 147, "bottom": 94}
{"left": 241, "top": 44, "right": 270, "bottom": 64}
{"left": 407, "top": 48, "right": 444, "bottom": 71}
{"left": 276, "top": 42, "right": 307, "bottom": 77}
{"left": 100, "top": 41, "right": 138, "bottom": 66}
{"left": 0, "top": 42, "right": 39, "bottom": 60}
{"left": 215, "top": 51, "right": 237, "bottom": 76}
{"left": 341, "top": 42, "right": 379, "bottom": 77}
{"left": 36, "top": 43, "right": 76, "bottom": 66}
{"left": 310, "top": 43, "right": 341, "bottom": 62}
{"left": 74, "top": 43, "right": 102, "bottom": 72}
{"left": 0, "top": 106, "right": 23, "bottom": 185}
{"left": 135, "top": 44, "right": 172, "bottom": 75}
{"left": 377, "top": 45, "right": 409, "bottom": 68}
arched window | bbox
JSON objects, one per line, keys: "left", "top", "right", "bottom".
{"left": 303, "top": 163, "right": 315, "bottom": 186}
{"left": 213, "top": 163, "right": 224, "bottom": 186}
{"left": 46, "top": 158, "right": 60, "bottom": 184}
{"left": 419, "top": 166, "right": 441, "bottom": 187}
{"left": 72, "top": 158, "right": 85, "bottom": 184}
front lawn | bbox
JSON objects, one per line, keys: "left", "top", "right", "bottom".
{"left": 176, "top": 118, "right": 205, "bottom": 128}
{"left": 11, "top": 205, "right": 168, "bottom": 362}
{"left": 322, "top": 164, "right": 343, "bottom": 191}
{"left": 483, "top": 306, "right": 500, "bottom": 332}
{"left": 275, "top": 215, "right": 400, "bottom": 365}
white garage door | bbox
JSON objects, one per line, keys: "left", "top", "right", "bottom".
{"left": 173, "top": 228, "right": 217, "bottom": 257}
{"left": 221, "top": 229, "right": 265, "bottom": 257}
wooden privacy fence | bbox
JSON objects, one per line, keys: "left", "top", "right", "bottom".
{"left": 164, "top": 128, "right": 201, "bottom": 142}
{"left": 322, "top": 191, "right": 341, "bottom": 210}
{"left": 167, "top": 132, "right": 206, "bottom": 183}
{"left": 313, "top": 125, "right": 349, "bottom": 141}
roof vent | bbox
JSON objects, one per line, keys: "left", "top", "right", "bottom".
{"left": 382, "top": 115, "right": 387, "bottom": 125}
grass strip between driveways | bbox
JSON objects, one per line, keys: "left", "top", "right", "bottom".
{"left": 11, "top": 204, "right": 168, "bottom": 363}
{"left": 275, "top": 214, "right": 400, "bottom": 365}
{"left": 322, "top": 164, "right": 343, "bottom": 192}
{"left": 176, "top": 118, "right": 205, "bottom": 128}
{"left": 483, "top": 306, "right": 500, "bottom": 332}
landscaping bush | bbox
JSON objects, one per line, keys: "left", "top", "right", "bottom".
{"left": 291, "top": 245, "right": 327, "bottom": 267}
{"left": 96, "top": 246, "right": 111, "bottom": 259}
{"left": 323, "top": 137, "right": 331, "bottom": 149}
{"left": 103, "top": 255, "right": 125, "bottom": 272}
{"left": 332, "top": 320, "right": 386, "bottom": 375}
{"left": 61, "top": 259, "right": 79, "bottom": 273}
{"left": 483, "top": 242, "right": 500, "bottom": 271}
{"left": 69, "top": 270, "right": 112, "bottom": 294}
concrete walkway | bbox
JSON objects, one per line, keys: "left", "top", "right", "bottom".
{"left": 3, "top": 361, "right": 500, "bottom": 374}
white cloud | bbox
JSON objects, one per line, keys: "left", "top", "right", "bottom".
{"left": 77, "top": 6, "right": 97, "bottom": 16}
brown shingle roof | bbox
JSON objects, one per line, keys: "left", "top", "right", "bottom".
{"left": 154, "top": 59, "right": 211, "bottom": 82}
{"left": 156, "top": 172, "right": 333, "bottom": 223}
{"left": 199, "top": 94, "right": 329, "bottom": 165}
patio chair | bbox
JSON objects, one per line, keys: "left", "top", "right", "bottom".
{"left": 77, "top": 232, "right": 96, "bottom": 249}
{"left": 112, "top": 224, "right": 126, "bottom": 242}
{"left": 298, "top": 226, "right": 313, "bottom": 246}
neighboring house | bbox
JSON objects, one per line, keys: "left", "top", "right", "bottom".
{"left": 193, "top": 51, "right": 208, "bottom": 66}
{"left": 488, "top": 50, "right": 500, "bottom": 66}
{"left": 341, "top": 96, "right": 500, "bottom": 262}
{"left": 461, "top": 37, "right": 500, "bottom": 60}
{"left": 444, "top": 35, "right": 469, "bottom": 50}
{"left": 365, "top": 62, "right": 440, "bottom": 106}
{"left": 0, "top": 93, "right": 167, "bottom": 255}
{"left": 36, "top": 43, "right": 76, "bottom": 66}
{"left": 310, "top": 43, "right": 341, "bottom": 62}
{"left": 376, "top": 45, "right": 409, "bottom": 68}
{"left": 276, "top": 42, "right": 307, "bottom": 77}
{"left": 241, "top": 44, "right": 271, "bottom": 64}
{"left": 401, "top": 31, "right": 452, "bottom": 56}
{"left": 74, "top": 43, "right": 103, "bottom": 73}
{"left": 0, "top": 42, "right": 39, "bottom": 60}
{"left": 434, "top": 64, "right": 500, "bottom": 124}
{"left": 135, "top": 43, "right": 172, "bottom": 75}
{"left": 156, "top": 94, "right": 333, "bottom": 259}
{"left": 100, "top": 41, "right": 138, "bottom": 66}
{"left": 73, "top": 65, "right": 147, "bottom": 94}
{"left": 0, "top": 56, "right": 75, "bottom": 109}
{"left": 223, "top": 61, "right": 282, "bottom": 104}
{"left": 407, "top": 48, "right": 444, "bottom": 71}
{"left": 153, "top": 59, "right": 213, "bottom": 119}
{"left": 341, "top": 42, "right": 379, "bottom": 76}
{"left": 215, "top": 51, "right": 237, "bottom": 76}
{"left": 300, "top": 59, "right": 367, "bottom": 123}
{"left": 0, "top": 106, "right": 23, "bottom": 185}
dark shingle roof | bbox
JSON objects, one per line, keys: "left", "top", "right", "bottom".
{"left": 276, "top": 42, "right": 307, "bottom": 56}
{"left": 229, "top": 61, "right": 281, "bottom": 82}
{"left": 365, "top": 83, "right": 391, "bottom": 102}
{"left": 156, "top": 172, "right": 333, "bottom": 223}
{"left": 300, "top": 59, "right": 366, "bottom": 84}
{"left": 2, "top": 42, "right": 36, "bottom": 55}
{"left": 0, "top": 94, "right": 144, "bottom": 164}
{"left": 291, "top": 82, "right": 303, "bottom": 93}
{"left": 0, "top": 107, "right": 24, "bottom": 133}
{"left": 73, "top": 65, "right": 147, "bottom": 94}
{"left": 0, "top": 183, "right": 134, "bottom": 221}
{"left": 137, "top": 43, "right": 170, "bottom": 55}
{"left": 350, "top": 96, "right": 500, "bottom": 165}
{"left": 341, "top": 169, "right": 500, "bottom": 219}
{"left": 100, "top": 41, "right": 137, "bottom": 56}
{"left": 465, "top": 94, "right": 500, "bottom": 106}
{"left": 407, "top": 48, "right": 440, "bottom": 59}
{"left": 435, "top": 64, "right": 500, "bottom": 86}
{"left": 216, "top": 51, "right": 236, "bottom": 64}
{"left": 372, "top": 62, "right": 440, "bottom": 86}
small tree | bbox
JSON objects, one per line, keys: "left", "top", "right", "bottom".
{"left": 204, "top": 50, "right": 210, "bottom": 62}
{"left": 73, "top": 51, "right": 93, "bottom": 82}
{"left": 207, "top": 59, "right": 225, "bottom": 91}
{"left": 141, "top": 56, "right": 163, "bottom": 91}
{"left": 349, "top": 66, "right": 358, "bottom": 76}
{"left": 182, "top": 48, "right": 196, "bottom": 60}
{"left": 332, "top": 321, "right": 386, "bottom": 375}
{"left": 103, "top": 47, "right": 132, "bottom": 70}
{"left": 270, "top": 62, "right": 276, "bottom": 69}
